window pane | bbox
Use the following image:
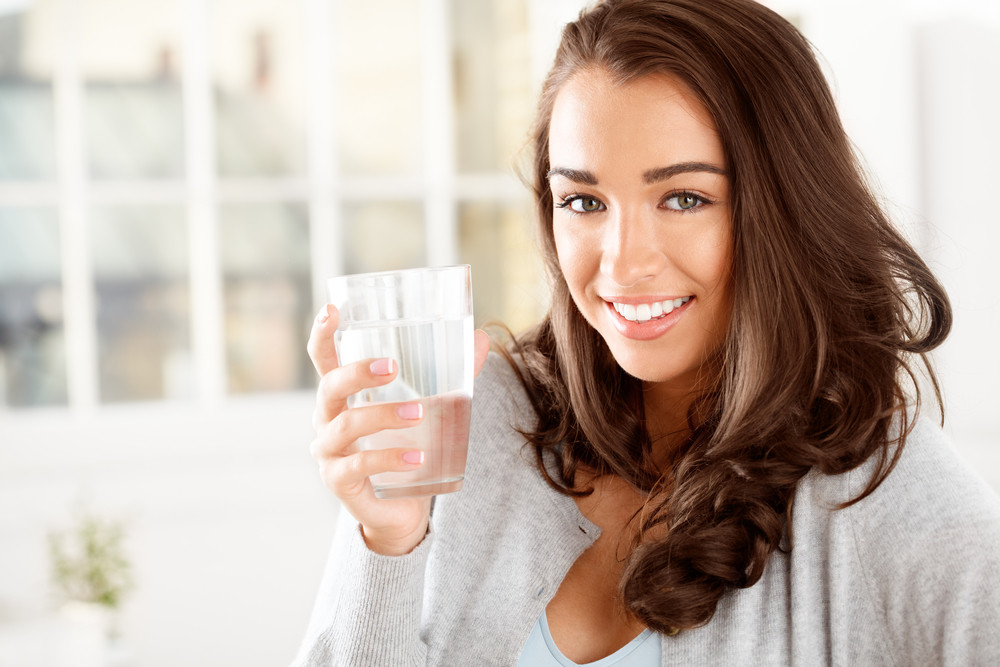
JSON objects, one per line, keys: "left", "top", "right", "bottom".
{"left": 0, "top": 208, "right": 67, "bottom": 406}
{"left": 92, "top": 206, "right": 190, "bottom": 403}
{"left": 335, "top": 1, "right": 423, "bottom": 176}
{"left": 213, "top": 0, "right": 306, "bottom": 177}
{"left": 452, "top": 0, "right": 533, "bottom": 173}
{"left": 458, "top": 201, "right": 546, "bottom": 333}
{"left": 81, "top": 0, "right": 185, "bottom": 180}
{"left": 220, "top": 203, "right": 312, "bottom": 394}
{"left": 342, "top": 202, "right": 425, "bottom": 275}
{"left": 0, "top": 4, "right": 56, "bottom": 180}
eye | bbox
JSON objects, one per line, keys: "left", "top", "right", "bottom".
{"left": 664, "top": 192, "right": 708, "bottom": 211}
{"left": 556, "top": 195, "right": 606, "bottom": 214}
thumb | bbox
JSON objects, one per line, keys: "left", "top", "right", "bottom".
{"left": 472, "top": 329, "right": 490, "bottom": 377}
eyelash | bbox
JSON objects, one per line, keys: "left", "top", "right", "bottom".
{"left": 554, "top": 190, "right": 713, "bottom": 214}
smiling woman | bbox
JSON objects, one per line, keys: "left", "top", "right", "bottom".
{"left": 294, "top": 1, "right": 1000, "bottom": 665}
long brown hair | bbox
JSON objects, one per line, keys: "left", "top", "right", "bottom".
{"left": 505, "top": 0, "right": 951, "bottom": 634}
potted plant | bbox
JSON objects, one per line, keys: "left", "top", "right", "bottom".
{"left": 48, "top": 512, "right": 134, "bottom": 651}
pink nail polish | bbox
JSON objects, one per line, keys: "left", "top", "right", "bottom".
{"left": 396, "top": 403, "right": 423, "bottom": 420}
{"left": 370, "top": 358, "right": 396, "bottom": 376}
{"left": 402, "top": 450, "right": 424, "bottom": 465}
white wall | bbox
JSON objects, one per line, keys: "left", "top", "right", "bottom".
{"left": 797, "top": 1, "right": 1000, "bottom": 489}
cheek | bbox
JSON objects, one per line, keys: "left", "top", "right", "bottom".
{"left": 553, "top": 223, "right": 588, "bottom": 290}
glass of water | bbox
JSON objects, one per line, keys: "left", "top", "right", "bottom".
{"left": 327, "top": 265, "right": 474, "bottom": 499}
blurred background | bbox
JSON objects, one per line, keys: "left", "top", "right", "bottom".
{"left": 0, "top": 0, "right": 996, "bottom": 665}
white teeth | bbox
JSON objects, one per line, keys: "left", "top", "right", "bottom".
{"left": 612, "top": 296, "right": 690, "bottom": 322}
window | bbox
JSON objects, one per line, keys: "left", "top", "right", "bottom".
{"left": 0, "top": 0, "right": 560, "bottom": 411}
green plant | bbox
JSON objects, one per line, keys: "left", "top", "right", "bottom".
{"left": 48, "top": 513, "right": 134, "bottom": 609}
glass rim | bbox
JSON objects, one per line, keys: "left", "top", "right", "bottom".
{"left": 327, "top": 264, "right": 470, "bottom": 285}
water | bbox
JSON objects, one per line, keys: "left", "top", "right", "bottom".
{"left": 335, "top": 316, "right": 474, "bottom": 498}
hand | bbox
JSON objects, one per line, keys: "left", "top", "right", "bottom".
{"left": 306, "top": 304, "right": 490, "bottom": 556}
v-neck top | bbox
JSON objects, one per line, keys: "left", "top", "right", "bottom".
{"left": 516, "top": 610, "right": 662, "bottom": 666}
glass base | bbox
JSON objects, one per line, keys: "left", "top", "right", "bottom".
{"left": 373, "top": 477, "right": 464, "bottom": 499}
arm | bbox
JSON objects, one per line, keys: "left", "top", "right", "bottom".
{"left": 292, "top": 507, "right": 433, "bottom": 667}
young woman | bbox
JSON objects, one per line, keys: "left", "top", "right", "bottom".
{"left": 295, "top": 1, "right": 1000, "bottom": 664}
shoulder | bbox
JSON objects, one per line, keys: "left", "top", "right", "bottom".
{"left": 471, "top": 351, "right": 536, "bottom": 432}
{"left": 793, "top": 414, "right": 1000, "bottom": 661}
{"left": 799, "top": 414, "right": 1000, "bottom": 532}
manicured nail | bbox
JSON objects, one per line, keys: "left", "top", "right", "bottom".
{"left": 370, "top": 358, "right": 396, "bottom": 376}
{"left": 401, "top": 450, "right": 424, "bottom": 465}
{"left": 396, "top": 403, "right": 423, "bottom": 420}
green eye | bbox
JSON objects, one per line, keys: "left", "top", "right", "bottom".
{"left": 571, "top": 197, "right": 603, "bottom": 213}
{"left": 665, "top": 192, "right": 706, "bottom": 211}
{"left": 556, "top": 195, "right": 606, "bottom": 213}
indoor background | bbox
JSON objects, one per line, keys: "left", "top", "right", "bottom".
{"left": 0, "top": 0, "right": 997, "bottom": 665}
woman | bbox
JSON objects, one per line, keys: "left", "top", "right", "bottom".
{"left": 296, "top": 1, "right": 1000, "bottom": 665}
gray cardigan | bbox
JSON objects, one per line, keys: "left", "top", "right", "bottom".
{"left": 294, "top": 354, "right": 1000, "bottom": 666}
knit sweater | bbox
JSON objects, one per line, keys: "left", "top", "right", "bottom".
{"left": 293, "top": 354, "right": 1000, "bottom": 666}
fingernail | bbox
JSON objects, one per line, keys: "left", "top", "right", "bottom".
{"left": 370, "top": 358, "right": 396, "bottom": 376}
{"left": 402, "top": 450, "right": 424, "bottom": 465}
{"left": 316, "top": 305, "right": 330, "bottom": 324}
{"left": 396, "top": 403, "right": 423, "bottom": 420}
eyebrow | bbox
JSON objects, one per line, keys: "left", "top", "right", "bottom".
{"left": 546, "top": 161, "right": 727, "bottom": 185}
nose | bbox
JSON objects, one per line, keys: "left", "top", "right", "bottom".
{"left": 599, "top": 207, "right": 667, "bottom": 288}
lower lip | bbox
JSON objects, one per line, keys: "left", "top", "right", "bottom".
{"left": 606, "top": 299, "right": 692, "bottom": 341}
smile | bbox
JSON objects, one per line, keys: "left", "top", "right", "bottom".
{"left": 611, "top": 296, "right": 692, "bottom": 323}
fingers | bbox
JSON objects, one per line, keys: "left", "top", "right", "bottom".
{"left": 312, "top": 356, "right": 400, "bottom": 430}
{"left": 472, "top": 329, "right": 490, "bottom": 378}
{"left": 319, "top": 446, "right": 426, "bottom": 499}
{"left": 307, "top": 304, "right": 341, "bottom": 376}
{"left": 310, "top": 399, "right": 424, "bottom": 460}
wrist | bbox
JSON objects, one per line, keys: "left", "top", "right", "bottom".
{"left": 361, "top": 519, "right": 429, "bottom": 556}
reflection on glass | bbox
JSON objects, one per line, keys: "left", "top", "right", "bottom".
{"left": 458, "top": 200, "right": 546, "bottom": 332}
{"left": 335, "top": 1, "right": 423, "bottom": 176}
{"left": 80, "top": 0, "right": 185, "bottom": 179}
{"left": 220, "top": 203, "right": 312, "bottom": 394}
{"left": 92, "top": 206, "right": 190, "bottom": 403}
{"left": 0, "top": 5, "right": 57, "bottom": 180}
{"left": 342, "top": 201, "right": 425, "bottom": 275}
{"left": 452, "top": 0, "right": 533, "bottom": 173}
{"left": 213, "top": 1, "right": 306, "bottom": 177}
{"left": 0, "top": 208, "right": 66, "bottom": 406}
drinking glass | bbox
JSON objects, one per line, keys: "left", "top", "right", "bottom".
{"left": 327, "top": 265, "right": 474, "bottom": 498}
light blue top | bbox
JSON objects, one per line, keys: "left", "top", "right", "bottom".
{"left": 516, "top": 611, "right": 662, "bottom": 666}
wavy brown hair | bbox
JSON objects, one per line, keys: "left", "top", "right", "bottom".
{"left": 504, "top": 0, "right": 951, "bottom": 634}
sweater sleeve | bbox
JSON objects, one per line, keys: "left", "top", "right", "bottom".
{"left": 291, "top": 506, "right": 432, "bottom": 667}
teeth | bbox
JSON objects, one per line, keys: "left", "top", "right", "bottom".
{"left": 613, "top": 296, "right": 690, "bottom": 322}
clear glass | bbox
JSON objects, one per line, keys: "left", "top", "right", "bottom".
{"left": 458, "top": 200, "right": 547, "bottom": 333}
{"left": 0, "top": 208, "right": 67, "bottom": 407}
{"left": 329, "top": 265, "right": 474, "bottom": 498}
{"left": 213, "top": 0, "right": 307, "bottom": 177}
{"left": 91, "top": 205, "right": 191, "bottom": 403}
{"left": 452, "top": 0, "right": 533, "bottom": 173}
{"left": 334, "top": 0, "right": 423, "bottom": 176}
{"left": 342, "top": 201, "right": 426, "bottom": 275}
{"left": 0, "top": 3, "right": 57, "bottom": 180}
{"left": 219, "top": 202, "right": 312, "bottom": 394}
{"left": 80, "top": 0, "right": 185, "bottom": 179}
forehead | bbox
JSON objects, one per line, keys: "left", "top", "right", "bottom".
{"left": 548, "top": 68, "right": 725, "bottom": 173}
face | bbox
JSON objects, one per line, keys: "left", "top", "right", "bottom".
{"left": 548, "top": 68, "right": 733, "bottom": 400}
